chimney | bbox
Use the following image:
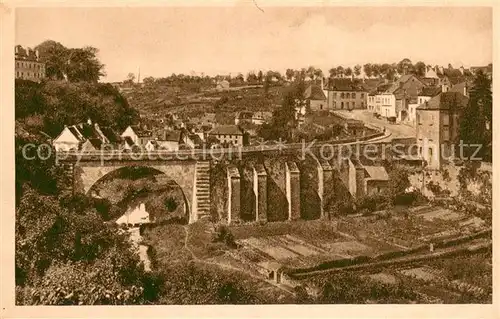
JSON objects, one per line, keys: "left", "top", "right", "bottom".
{"left": 439, "top": 66, "right": 444, "bottom": 75}
{"left": 35, "top": 49, "right": 40, "bottom": 60}
{"left": 15, "top": 46, "right": 19, "bottom": 54}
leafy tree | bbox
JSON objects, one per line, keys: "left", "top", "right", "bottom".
{"left": 388, "top": 167, "right": 410, "bottom": 197}
{"left": 335, "top": 66, "right": 344, "bottom": 78}
{"left": 35, "top": 41, "right": 105, "bottom": 82}
{"left": 143, "top": 76, "right": 155, "bottom": 86}
{"left": 397, "top": 58, "right": 413, "bottom": 75}
{"left": 459, "top": 70, "right": 492, "bottom": 160}
{"left": 363, "top": 64, "right": 372, "bottom": 78}
{"left": 344, "top": 67, "right": 353, "bottom": 77}
{"left": 313, "top": 68, "right": 324, "bottom": 80}
{"left": 414, "top": 61, "right": 426, "bottom": 77}
{"left": 329, "top": 68, "right": 337, "bottom": 78}
{"left": 257, "top": 70, "right": 263, "bottom": 83}
{"left": 371, "top": 64, "right": 381, "bottom": 78}
{"left": 34, "top": 40, "right": 68, "bottom": 80}
{"left": 246, "top": 71, "right": 257, "bottom": 83}
{"left": 124, "top": 72, "right": 136, "bottom": 85}
{"left": 353, "top": 65, "right": 361, "bottom": 77}
{"left": 285, "top": 68, "right": 295, "bottom": 81}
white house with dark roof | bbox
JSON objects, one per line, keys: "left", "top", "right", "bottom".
{"left": 304, "top": 84, "right": 328, "bottom": 111}
{"left": 52, "top": 119, "right": 116, "bottom": 152}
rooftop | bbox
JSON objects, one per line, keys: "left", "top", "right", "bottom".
{"left": 304, "top": 84, "right": 327, "bottom": 100}
{"left": 209, "top": 125, "right": 244, "bottom": 136}
{"left": 417, "top": 91, "right": 469, "bottom": 111}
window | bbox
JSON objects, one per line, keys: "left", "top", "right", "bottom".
{"left": 443, "top": 127, "right": 450, "bottom": 141}
{"left": 361, "top": 102, "right": 364, "bottom": 108}
{"left": 16, "top": 72, "right": 19, "bottom": 77}
{"left": 16, "top": 62, "right": 19, "bottom": 68}
{"left": 341, "top": 102, "right": 344, "bottom": 109}
{"left": 361, "top": 93, "right": 364, "bottom": 99}
{"left": 340, "top": 93, "right": 344, "bottom": 99}
{"left": 352, "top": 102, "right": 355, "bottom": 108}
{"left": 333, "top": 92, "right": 337, "bottom": 98}
{"left": 351, "top": 93, "right": 355, "bottom": 99}
{"left": 442, "top": 114, "right": 449, "bottom": 126}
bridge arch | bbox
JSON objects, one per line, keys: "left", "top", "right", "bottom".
{"left": 73, "top": 161, "right": 197, "bottom": 221}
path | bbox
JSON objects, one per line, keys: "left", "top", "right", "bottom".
{"left": 182, "top": 226, "right": 296, "bottom": 295}
{"left": 334, "top": 110, "right": 416, "bottom": 141}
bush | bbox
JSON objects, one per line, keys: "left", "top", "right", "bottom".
{"left": 213, "top": 225, "right": 237, "bottom": 248}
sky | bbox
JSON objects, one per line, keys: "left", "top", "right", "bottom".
{"left": 15, "top": 5, "right": 492, "bottom": 82}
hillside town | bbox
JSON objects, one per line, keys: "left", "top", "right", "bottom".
{"left": 12, "top": 6, "right": 493, "bottom": 308}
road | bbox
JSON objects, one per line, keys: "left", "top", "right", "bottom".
{"left": 334, "top": 110, "right": 416, "bottom": 141}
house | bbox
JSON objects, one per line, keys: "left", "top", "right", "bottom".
{"left": 52, "top": 119, "right": 116, "bottom": 152}
{"left": 216, "top": 79, "right": 230, "bottom": 91}
{"left": 183, "top": 133, "right": 204, "bottom": 149}
{"left": 406, "top": 86, "right": 443, "bottom": 127}
{"left": 155, "top": 129, "right": 181, "bottom": 151}
{"left": 416, "top": 91, "right": 469, "bottom": 169}
{"left": 325, "top": 78, "right": 367, "bottom": 110}
{"left": 378, "top": 75, "right": 426, "bottom": 122}
{"left": 234, "top": 111, "right": 254, "bottom": 125}
{"left": 208, "top": 125, "right": 246, "bottom": 147}
{"left": 304, "top": 84, "right": 328, "bottom": 111}
{"left": 347, "top": 158, "right": 389, "bottom": 198}
{"left": 449, "top": 81, "right": 470, "bottom": 97}
{"left": 121, "top": 125, "right": 153, "bottom": 146}
{"left": 252, "top": 111, "right": 273, "bottom": 125}
{"left": 15, "top": 45, "right": 46, "bottom": 82}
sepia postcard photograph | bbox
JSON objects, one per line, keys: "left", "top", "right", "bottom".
{"left": 1, "top": 0, "right": 498, "bottom": 317}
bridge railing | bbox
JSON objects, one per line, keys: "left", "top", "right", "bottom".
{"left": 55, "top": 131, "right": 388, "bottom": 161}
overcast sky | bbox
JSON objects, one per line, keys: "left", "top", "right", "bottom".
{"left": 15, "top": 5, "right": 492, "bottom": 82}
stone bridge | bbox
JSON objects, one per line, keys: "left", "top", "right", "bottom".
{"left": 59, "top": 138, "right": 404, "bottom": 224}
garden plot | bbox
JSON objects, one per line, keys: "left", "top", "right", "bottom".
{"left": 399, "top": 267, "right": 439, "bottom": 282}
{"left": 321, "top": 241, "right": 373, "bottom": 258}
{"left": 416, "top": 208, "right": 463, "bottom": 222}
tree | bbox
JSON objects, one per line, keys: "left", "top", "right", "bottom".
{"left": 246, "top": 72, "right": 257, "bottom": 83}
{"left": 35, "top": 41, "right": 105, "bottom": 82}
{"left": 388, "top": 167, "right": 410, "bottom": 197}
{"left": 329, "top": 68, "right": 337, "bottom": 78}
{"left": 124, "top": 72, "right": 136, "bottom": 85}
{"left": 285, "top": 69, "right": 295, "bottom": 81}
{"left": 414, "top": 61, "right": 426, "bottom": 77}
{"left": 336, "top": 66, "right": 344, "bottom": 78}
{"left": 448, "top": 63, "right": 453, "bottom": 69}
{"left": 314, "top": 68, "right": 324, "bottom": 81}
{"left": 306, "top": 66, "right": 316, "bottom": 79}
{"left": 371, "top": 64, "right": 381, "bottom": 78}
{"left": 65, "top": 47, "right": 105, "bottom": 82}
{"left": 459, "top": 70, "right": 492, "bottom": 160}
{"left": 143, "top": 76, "right": 155, "bottom": 86}
{"left": 385, "top": 67, "right": 396, "bottom": 81}
{"left": 344, "top": 67, "right": 353, "bottom": 77}
{"left": 397, "top": 58, "right": 413, "bottom": 75}
{"left": 34, "top": 40, "right": 68, "bottom": 80}
{"left": 363, "top": 64, "right": 372, "bottom": 78}
{"left": 257, "top": 70, "right": 263, "bottom": 83}
{"left": 353, "top": 65, "right": 361, "bottom": 77}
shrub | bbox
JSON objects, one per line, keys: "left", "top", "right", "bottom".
{"left": 213, "top": 225, "right": 237, "bottom": 248}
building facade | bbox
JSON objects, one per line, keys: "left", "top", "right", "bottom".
{"left": 15, "top": 45, "right": 46, "bottom": 82}
{"left": 416, "top": 92, "right": 469, "bottom": 169}
{"left": 325, "top": 79, "right": 367, "bottom": 110}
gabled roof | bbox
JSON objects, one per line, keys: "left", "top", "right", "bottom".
{"left": 364, "top": 165, "right": 389, "bottom": 181}
{"left": 418, "top": 86, "right": 442, "bottom": 97}
{"left": 157, "top": 129, "right": 181, "bottom": 142}
{"left": 385, "top": 74, "right": 424, "bottom": 94}
{"left": 327, "top": 78, "right": 365, "bottom": 92}
{"left": 130, "top": 125, "right": 152, "bottom": 138}
{"left": 304, "top": 84, "right": 327, "bottom": 100}
{"left": 449, "top": 82, "right": 469, "bottom": 94}
{"left": 209, "top": 125, "right": 244, "bottom": 136}
{"left": 417, "top": 92, "right": 469, "bottom": 111}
